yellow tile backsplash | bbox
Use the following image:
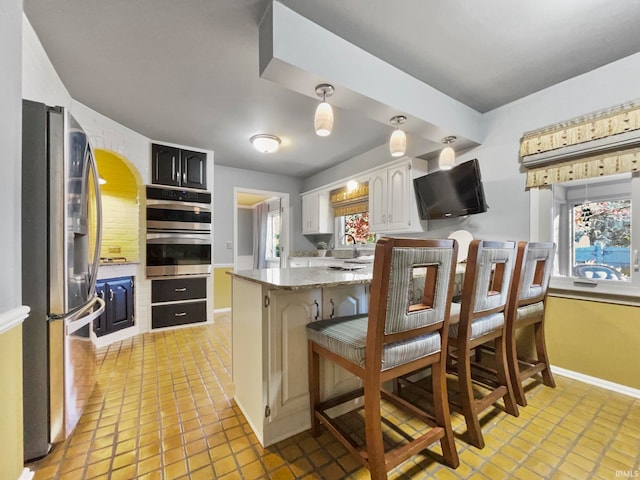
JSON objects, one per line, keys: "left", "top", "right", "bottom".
{"left": 95, "top": 149, "right": 142, "bottom": 263}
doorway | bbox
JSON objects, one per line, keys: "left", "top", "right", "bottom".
{"left": 233, "top": 187, "right": 289, "bottom": 269}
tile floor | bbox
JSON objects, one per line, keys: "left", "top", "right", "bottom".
{"left": 28, "top": 312, "right": 640, "bottom": 479}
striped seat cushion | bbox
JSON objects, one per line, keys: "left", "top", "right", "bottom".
{"left": 516, "top": 301, "right": 544, "bottom": 322}
{"left": 306, "top": 315, "right": 441, "bottom": 371}
{"left": 448, "top": 302, "right": 505, "bottom": 340}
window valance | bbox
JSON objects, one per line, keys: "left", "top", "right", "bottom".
{"left": 330, "top": 182, "right": 368, "bottom": 217}
{"left": 520, "top": 100, "right": 640, "bottom": 188}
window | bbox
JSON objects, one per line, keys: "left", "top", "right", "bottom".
{"left": 344, "top": 212, "right": 376, "bottom": 244}
{"left": 539, "top": 172, "right": 640, "bottom": 300}
{"left": 266, "top": 209, "right": 280, "bottom": 260}
{"left": 553, "top": 175, "right": 631, "bottom": 281}
{"left": 337, "top": 212, "right": 376, "bottom": 246}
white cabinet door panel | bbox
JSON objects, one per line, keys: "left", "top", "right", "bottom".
{"left": 268, "top": 289, "right": 321, "bottom": 421}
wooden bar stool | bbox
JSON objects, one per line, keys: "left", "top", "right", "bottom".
{"left": 505, "top": 241, "right": 556, "bottom": 406}
{"left": 306, "top": 237, "right": 459, "bottom": 479}
{"left": 446, "top": 239, "right": 519, "bottom": 449}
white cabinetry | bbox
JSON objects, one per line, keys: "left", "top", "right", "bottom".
{"left": 268, "top": 289, "right": 322, "bottom": 424}
{"left": 231, "top": 277, "right": 368, "bottom": 446}
{"left": 321, "top": 286, "right": 366, "bottom": 398}
{"left": 369, "top": 157, "right": 428, "bottom": 233}
{"left": 302, "top": 190, "right": 333, "bottom": 234}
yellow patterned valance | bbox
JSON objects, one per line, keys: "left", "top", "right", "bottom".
{"left": 520, "top": 100, "right": 640, "bottom": 158}
{"left": 521, "top": 100, "right": 640, "bottom": 188}
{"left": 330, "top": 182, "right": 368, "bottom": 217}
{"left": 525, "top": 147, "right": 640, "bottom": 188}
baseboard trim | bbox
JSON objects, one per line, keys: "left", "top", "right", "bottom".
{"left": 19, "top": 468, "right": 35, "bottom": 480}
{"left": 214, "top": 307, "right": 231, "bottom": 314}
{"left": 552, "top": 365, "right": 640, "bottom": 399}
{"left": 92, "top": 325, "right": 140, "bottom": 349}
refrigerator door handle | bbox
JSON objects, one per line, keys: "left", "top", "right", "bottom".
{"left": 86, "top": 144, "right": 103, "bottom": 297}
{"left": 65, "top": 296, "right": 105, "bottom": 335}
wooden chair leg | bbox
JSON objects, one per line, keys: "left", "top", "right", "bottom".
{"left": 431, "top": 363, "right": 459, "bottom": 468}
{"left": 363, "top": 382, "right": 386, "bottom": 480}
{"left": 494, "top": 336, "right": 519, "bottom": 417}
{"left": 506, "top": 326, "right": 528, "bottom": 407}
{"left": 534, "top": 321, "right": 556, "bottom": 388}
{"left": 392, "top": 378, "right": 401, "bottom": 396}
{"left": 308, "top": 343, "right": 321, "bottom": 437}
{"left": 456, "top": 340, "right": 485, "bottom": 449}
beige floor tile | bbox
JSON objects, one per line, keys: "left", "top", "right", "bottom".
{"left": 25, "top": 312, "right": 639, "bottom": 480}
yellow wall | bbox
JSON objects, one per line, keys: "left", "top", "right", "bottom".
{"left": 546, "top": 297, "right": 640, "bottom": 389}
{"left": 0, "top": 325, "right": 24, "bottom": 479}
{"left": 95, "top": 149, "right": 142, "bottom": 263}
{"left": 214, "top": 267, "right": 233, "bottom": 310}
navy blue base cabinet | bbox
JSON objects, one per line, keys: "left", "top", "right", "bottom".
{"left": 94, "top": 276, "right": 135, "bottom": 336}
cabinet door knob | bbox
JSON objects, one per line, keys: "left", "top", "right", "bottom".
{"left": 174, "top": 312, "right": 187, "bottom": 317}
{"left": 174, "top": 287, "right": 187, "bottom": 292}
{"left": 313, "top": 300, "right": 320, "bottom": 321}
{"left": 329, "top": 299, "right": 335, "bottom": 319}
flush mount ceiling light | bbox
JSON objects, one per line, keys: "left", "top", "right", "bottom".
{"left": 314, "top": 83, "right": 335, "bottom": 137}
{"left": 389, "top": 115, "right": 407, "bottom": 157}
{"left": 250, "top": 134, "right": 281, "bottom": 154}
{"left": 439, "top": 135, "right": 457, "bottom": 170}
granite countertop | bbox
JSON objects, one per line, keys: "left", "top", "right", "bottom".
{"left": 99, "top": 261, "right": 140, "bottom": 266}
{"left": 228, "top": 266, "right": 373, "bottom": 290}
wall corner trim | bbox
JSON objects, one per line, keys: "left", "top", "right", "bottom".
{"left": 552, "top": 365, "right": 640, "bottom": 399}
{"left": 0, "top": 306, "right": 30, "bottom": 335}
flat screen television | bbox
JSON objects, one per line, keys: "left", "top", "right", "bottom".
{"left": 413, "top": 158, "right": 488, "bottom": 220}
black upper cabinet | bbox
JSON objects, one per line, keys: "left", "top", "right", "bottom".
{"left": 181, "top": 149, "right": 207, "bottom": 189}
{"left": 152, "top": 143, "right": 207, "bottom": 190}
{"left": 152, "top": 144, "right": 180, "bottom": 187}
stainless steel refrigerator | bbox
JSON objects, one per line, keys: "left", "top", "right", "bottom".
{"left": 22, "top": 100, "right": 105, "bottom": 461}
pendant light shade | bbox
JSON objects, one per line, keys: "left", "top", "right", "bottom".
{"left": 389, "top": 115, "right": 407, "bottom": 157}
{"left": 314, "top": 84, "right": 335, "bottom": 136}
{"left": 314, "top": 102, "right": 333, "bottom": 137}
{"left": 250, "top": 134, "right": 281, "bottom": 154}
{"left": 439, "top": 136, "right": 457, "bottom": 170}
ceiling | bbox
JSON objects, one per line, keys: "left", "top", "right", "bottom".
{"left": 23, "top": 0, "right": 640, "bottom": 178}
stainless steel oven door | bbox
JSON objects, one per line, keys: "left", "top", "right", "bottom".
{"left": 147, "top": 200, "right": 211, "bottom": 232}
{"left": 146, "top": 233, "right": 212, "bottom": 277}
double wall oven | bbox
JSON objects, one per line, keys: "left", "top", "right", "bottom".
{"left": 146, "top": 185, "right": 212, "bottom": 277}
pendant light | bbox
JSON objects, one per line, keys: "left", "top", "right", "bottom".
{"left": 439, "top": 136, "right": 457, "bottom": 170}
{"left": 389, "top": 115, "right": 407, "bottom": 157}
{"left": 314, "top": 84, "right": 334, "bottom": 136}
{"left": 250, "top": 134, "right": 281, "bottom": 154}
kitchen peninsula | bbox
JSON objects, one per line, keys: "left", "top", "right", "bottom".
{"left": 229, "top": 266, "right": 373, "bottom": 446}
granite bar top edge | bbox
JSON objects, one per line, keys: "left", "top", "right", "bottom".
{"left": 228, "top": 266, "right": 373, "bottom": 290}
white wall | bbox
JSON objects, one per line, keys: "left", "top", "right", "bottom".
{"left": 301, "top": 53, "right": 640, "bottom": 244}
{"left": 423, "top": 51, "right": 640, "bottom": 242}
{"left": 214, "top": 164, "right": 307, "bottom": 264}
{"left": 1, "top": 2, "right": 23, "bottom": 313}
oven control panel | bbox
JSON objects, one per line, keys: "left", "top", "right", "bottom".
{"left": 146, "top": 185, "right": 211, "bottom": 204}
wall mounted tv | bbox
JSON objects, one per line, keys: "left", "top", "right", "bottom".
{"left": 413, "top": 158, "right": 488, "bottom": 220}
